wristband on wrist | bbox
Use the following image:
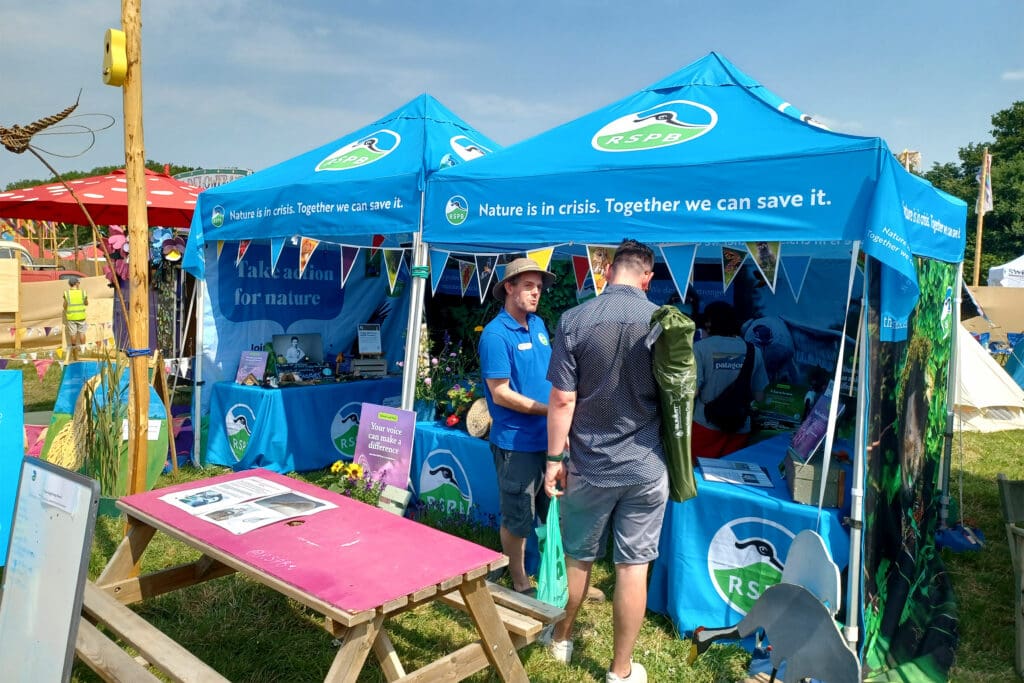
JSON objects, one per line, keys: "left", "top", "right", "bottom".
{"left": 546, "top": 453, "right": 566, "bottom": 463}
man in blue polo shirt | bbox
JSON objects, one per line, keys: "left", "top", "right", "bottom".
{"left": 479, "top": 257, "right": 556, "bottom": 595}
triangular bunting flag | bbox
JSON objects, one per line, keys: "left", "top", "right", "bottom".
{"left": 270, "top": 237, "right": 286, "bottom": 274}
{"left": 475, "top": 255, "right": 498, "bottom": 304}
{"left": 527, "top": 247, "right": 554, "bottom": 272}
{"left": 0, "top": 359, "right": 7, "bottom": 369}
{"left": 298, "top": 237, "right": 320, "bottom": 279}
{"left": 341, "top": 246, "right": 360, "bottom": 288}
{"left": 493, "top": 263, "right": 507, "bottom": 285}
{"left": 34, "top": 359, "right": 54, "bottom": 381}
{"left": 781, "top": 255, "right": 812, "bottom": 301}
{"left": 44, "top": 326, "right": 52, "bottom": 336}
{"left": 29, "top": 352, "right": 37, "bottom": 360}
{"left": 383, "top": 248, "right": 404, "bottom": 294}
{"left": 235, "top": 240, "right": 251, "bottom": 266}
{"left": 659, "top": 245, "right": 697, "bottom": 302}
{"left": 55, "top": 348, "right": 64, "bottom": 359}
{"left": 586, "top": 245, "right": 616, "bottom": 296}
{"left": 721, "top": 246, "right": 747, "bottom": 291}
{"left": 458, "top": 260, "right": 476, "bottom": 297}
{"left": 429, "top": 249, "right": 450, "bottom": 295}
{"left": 370, "top": 234, "right": 385, "bottom": 258}
{"left": 746, "top": 241, "right": 781, "bottom": 293}
{"left": 572, "top": 255, "right": 591, "bottom": 293}
{"left": 216, "top": 241, "right": 224, "bottom": 259}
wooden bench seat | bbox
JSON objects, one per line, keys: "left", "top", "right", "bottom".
{"left": 437, "top": 581, "right": 564, "bottom": 642}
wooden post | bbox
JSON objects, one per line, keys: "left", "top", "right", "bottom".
{"left": 122, "top": 0, "right": 150, "bottom": 497}
{"left": 972, "top": 147, "right": 990, "bottom": 287}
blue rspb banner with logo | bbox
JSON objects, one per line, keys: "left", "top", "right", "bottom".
{"left": 424, "top": 52, "right": 966, "bottom": 342}
{"left": 198, "top": 240, "right": 410, "bottom": 412}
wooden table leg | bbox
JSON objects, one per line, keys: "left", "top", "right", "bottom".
{"left": 96, "top": 516, "right": 156, "bottom": 586}
{"left": 372, "top": 630, "right": 406, "bottom": 681}
{"left": 324, "top": 612, "right": 386, "bottom": 683}
{"left": 460, "top": 577, "right": 528, "bottom": 683}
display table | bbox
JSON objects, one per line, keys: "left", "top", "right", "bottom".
{"left": 411, "top": 421, "right": 500, "bottom": 524}
{"left": 206, "top": 377, "right": 402, "bottom": 472}
{"left": 87, "top": 469, "right": 537, "bottom": 682}
{"left": 647, "top": 434, "right": 850, "bottom": 635}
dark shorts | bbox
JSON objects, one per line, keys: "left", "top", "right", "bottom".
{"left": 491, "top": 445, "right": 549, "bottom": 538}
{"left": 561, "top": 467, "right": 669, "bottom": 565}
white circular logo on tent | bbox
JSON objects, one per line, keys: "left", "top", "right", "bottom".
{"left": 592, "top": 100, "right": 717, "bottom": 152}
{"left": 445, "top": 195, "right": 469, "bottom": 225}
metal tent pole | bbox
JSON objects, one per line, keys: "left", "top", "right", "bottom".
{"left": 399, "top": 192, "right": 428, "bottom": 411}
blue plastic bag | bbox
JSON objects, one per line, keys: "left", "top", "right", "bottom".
{"left": 536, "top": 496, "right": 568, "bottom": 608}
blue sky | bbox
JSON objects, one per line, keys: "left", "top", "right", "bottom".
{"left": 2, "top": 1, "right": 1021, "bottom": 189}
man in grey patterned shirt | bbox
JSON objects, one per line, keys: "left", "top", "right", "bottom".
{"left": 542, "top": 239, "right": 668, "bottom": 683}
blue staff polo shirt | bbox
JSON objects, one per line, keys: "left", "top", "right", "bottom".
{"left": 479, "top": 308, "right": 552, "bottom": 452}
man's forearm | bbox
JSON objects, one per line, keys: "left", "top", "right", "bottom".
{"left": 546, "top": 388, "right": 576, "bottom": 456}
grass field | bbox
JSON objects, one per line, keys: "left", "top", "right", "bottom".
{"left": 12, "top": 363, "right": 1022, "bottom": 681}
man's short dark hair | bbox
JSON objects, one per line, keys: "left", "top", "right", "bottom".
{"left": 291, "top": 336, "right": 299, "bottom": 342}
{"left": 702, "top": 301, "right": 742, "bottom": 337}
{"left": 612, "top": 238, "right": 655, "bottom": 274}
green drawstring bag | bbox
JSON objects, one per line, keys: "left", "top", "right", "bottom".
{"left": 536, "top": 496, "right": 568, "bottom": 608}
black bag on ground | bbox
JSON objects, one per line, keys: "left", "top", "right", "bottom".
{"left": 703, "top": 342, "right": 754, "bottom": 433}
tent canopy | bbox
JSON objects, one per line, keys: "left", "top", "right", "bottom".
{"left": 423, "top": 52, "right": 966, "bottom": 340}
{"left": 988, "top": 252, "right": 1024, "bottom": 287}
{"left": 183, "top": 94, "right": 501, "bottom": 279}
{"left": 955, "top": 324, "right": 1024, "bottom": 432}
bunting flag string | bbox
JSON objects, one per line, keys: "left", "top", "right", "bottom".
{"left": 721, "top": 246, "right": 748, "bottom": 291}
{"left": 34, "top": 359, "right": 54, "bottom": 381}
{"left": 340, "top": 246, "right": 360, "bottom": 288}
{"left": 382, "top": 248, "right": 405, "bottom": 294}
{"left": 780, "top": 255, "right": 812, "bottom": 301}
{"left": 659, "top": 244, "right": 697, "bottom": 303}
{"left": 269, "top": 237, "right": 286, "bottom": 274}
{"left": 572, "top": 254, "right": 591, "bottom": 294}
{"left": 745, "top": 241, "right": 781, "bottom": 293}
{"left": 370, "top": 234, "right": 385, "bottom": 258}
{"left": 235, "top": 239, "right": 251, "bottom": 266}
{"left": 429, "top": 249, "right": 450, "bottom": 295}
{"left": 298, "top": 237, "right": 320, "bottom": 279}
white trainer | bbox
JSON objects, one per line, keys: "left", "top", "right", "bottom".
{"left": 537, "top": 625, "right": 574, "bottom": 664}
{"left": 606, "top": 661, "right": 647, "bottom": 682}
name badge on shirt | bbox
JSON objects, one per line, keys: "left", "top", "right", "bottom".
{"left": 518, "top": 342, "right": 533, "bottom": 351}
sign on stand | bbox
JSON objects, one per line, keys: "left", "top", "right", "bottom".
{"left": 354, "top": 403, "right": 415, "bottom": 490}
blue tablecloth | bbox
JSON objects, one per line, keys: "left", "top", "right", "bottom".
{"left": 206, "top": 377, "right": 402, "bottom": 473}
{"left": 411, "top": 422, "right": 500, "bottom": 525}
{"left": 647, "top": 434, "right": 850, "bottom": 635}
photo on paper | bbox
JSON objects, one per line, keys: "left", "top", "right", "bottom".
{"left": 721, "top": 246, "right": 748, "bottom": 291}
{"left": 586, "top": 245, "right": 616, "bottom": 295}
{"left": 272, "top": 333, "right": 324, "bottom": 365}
{"left": 746, "top": 241, "right": 780, "bottom": 292}
{"left": 254, "top": 491, "right": 331, "bottom": 516}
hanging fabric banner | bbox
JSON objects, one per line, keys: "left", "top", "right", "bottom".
{"left": 572, "top": 254, "right": 591, "bottom": 293}
{"left": 721, "top": 246, "right": 747, "bottom": 291}
{"left": 458, "top": 260, "right": 476, "bottom": 297}
{"left": 298, "top": 237, "right": 320, "bottom": 279}
{"left": 586, "top": 244, "right": 616, "bottom": 296}
{"left": 370, "top": 234, "right": 385, "bottom": 258}
{"left": 780, "top": 255, "right": 812, "bottom": 301}
{"left": 429, "top": 249, "right": 450, "bottom": 295}
{"left": 235, "top": 239, "right": 251, "bottom": 267}
{"left": 660, "top": 244, "right": 697, "bottom": 302}
{"left": 270, "top": 237, "right": 286, "bottom": 274}
{"left": 34, "top": 359, "right": 53, "bottom": 381}
{"left": 383, "top": 248, "right": 405, "bottom": 294}
{"left": 475, "top": 255, "right": 498, "bottom": 303}
{"left": 341, "top": 246, "right": 360, "bottom": 288}
{"left": 746, "top": 241, "right": 781, "bottom": 293}
{"left": 527, "top": 247, "right": 554, "bottom": 272}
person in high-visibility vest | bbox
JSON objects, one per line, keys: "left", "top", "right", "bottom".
{"left": 63, "top": 277, "right": 88, "bottom": 358}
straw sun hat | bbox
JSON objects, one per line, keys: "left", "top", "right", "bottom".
{"left": 492, "top": 257, "right": 556, "bottom": 301}
{"left": 466, "top": 398, "right": 492, "bottom": 438}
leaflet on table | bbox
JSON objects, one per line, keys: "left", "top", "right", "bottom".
{"left": 698, "top": 458, "right": 773, "bottom": 488}
{"left": 159, "top": 477, "right": 337, "bottom": 534}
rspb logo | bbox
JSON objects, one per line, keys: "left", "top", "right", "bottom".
{"left": 418, "top": 449, "right": 473, "bottom": 515}
{"left": 592, "top": 100, "right": 717, "bottom": 152}
{"left": 707, "top": 517, "right": 795, "bottom": 615}
{"left": 316, "top": 129, "right": 401, "bottom": 172}
{"left": 224, "top": 403, "right": 256, "bottom": 461}
{"left": 331, "top": 402, "right": 362, "bottom": 457}
{"left": 445, "top": 195, "right": 469, "bottom": 225}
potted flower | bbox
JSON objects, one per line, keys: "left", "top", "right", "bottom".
{"left": 323, "top": 460, "right": 384, "bottom": 507}
{"left": 399, "top": 324, "right": 482, "bottom": 424}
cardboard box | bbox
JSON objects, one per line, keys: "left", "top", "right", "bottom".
{"left": 783, "top": 451, "right": 847, "bottom": 508}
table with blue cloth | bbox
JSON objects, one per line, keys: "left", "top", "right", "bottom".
{"left": 206, "top": 377, "right": 402, "bottom": 473}
{"left": 647, "top": 434, "right": 850, "bottom": 635}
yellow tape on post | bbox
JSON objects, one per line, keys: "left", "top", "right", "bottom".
{"left": 102, "top": 28, "right": 127, "bottom": 87}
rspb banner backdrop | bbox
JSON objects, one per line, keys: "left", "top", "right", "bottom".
{"left": 198, "top": 240, "right": 410, "bottom": 410}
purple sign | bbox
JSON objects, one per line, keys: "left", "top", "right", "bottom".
{"left": 353, "top": 403, "right": 415, "bottom": 489}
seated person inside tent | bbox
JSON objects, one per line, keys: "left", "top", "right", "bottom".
{"left": 692, "top": 301, "right": 769, "bottom": 459}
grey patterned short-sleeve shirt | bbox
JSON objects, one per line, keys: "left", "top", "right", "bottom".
{"left": 547, "top": 284, "right": 666, "bottom": 487}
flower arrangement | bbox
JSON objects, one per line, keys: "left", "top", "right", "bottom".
{"left": 398, "top": 324, "right": 482, "bottom": 423}
{"left": 323, "top": 460, "right": 384, "bottom": 507}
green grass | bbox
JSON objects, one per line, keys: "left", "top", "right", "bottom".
{"left": 15, "top": 363, "right": 1015, "bottom": 681}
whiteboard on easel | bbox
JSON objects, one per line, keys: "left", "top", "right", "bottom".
{"left": 0, "top": 458, "right": 99, "bottom": 682}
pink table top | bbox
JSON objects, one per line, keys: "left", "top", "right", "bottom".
{"left": 119, "top": 470, "right": 503, "bottom": 614}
